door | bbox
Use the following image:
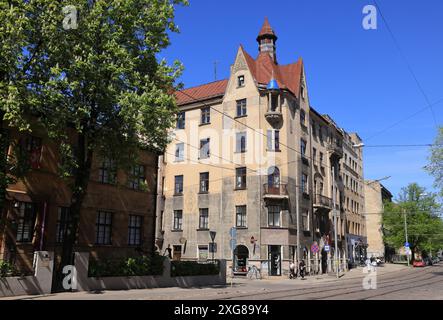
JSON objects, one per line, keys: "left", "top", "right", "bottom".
{"left": 268, "top": 245, "right": 281, "bottom": 276}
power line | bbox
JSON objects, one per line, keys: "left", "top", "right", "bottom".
{"left": 372, "top": 0, "right": 439, "bottom": 129}
{"left": 364, "top": 144, "right": 440, "bottom": 148}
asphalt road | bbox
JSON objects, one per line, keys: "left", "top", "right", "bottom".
{"left": 4, "top": 262, "right": 443, "bottom": 300}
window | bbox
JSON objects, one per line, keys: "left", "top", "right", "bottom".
{"left": 99, "top": 158, "right": 117, "bottom": 184}
{"left": 173, "top": 245, "right": 182, "bottom": 261}
{"left": 199, "top": 138, "right": 210, "bottom": 159}
{"left": 267, "top": 130, "right": 280, "bottom": 151}
{"left": 199, "top": 172, "right": 209, "bottom": 193}
{"left": 174, "top": 175, "right": 183, "bottom": 195}
{"left": 319, "top": 152, "right": 324, "bottom": 165}
{"left": 268, "top": 205, "right": 281, "bottom": 227}
{"left": 270, "top": 94, "right": 278, "bottom": 111}
{"left": 300, "top": 109, "right": 306, "bottom": 126}
{"left": 198, "top": 245, "right": 208, "bottom": 261}
{"left": 21, "top": 135, "right": 42, "bottom": 169}
{"left": 173, "top": 210, "right": 183, "bottom": 230}
{"left": 16, "top": 202, "right": 36, "bottom": 243}
{"left": 319, "top": 126, "right": 323, "bottom": 142}
{"left": 128, "top": 215, "right": 143, "bottom": 246}
{"left": 235, "top": 167, "right": 247, "bottom": 189}
{"left": 128, "top": 164, "right": 145, "bottom": 190}
{"left": 201, "top": 107, "right": 210, "bottom": 124}
{"left": 56, "top": 207, "right": 71, "bottom": 243}
{"left": 236, "top": 99, "right": 247, "bottom": 117}
{"left": 199, "top": 208, "right": 209, "bottom": 229}
{"left": 313, "top": 148, "right": 317, "bottom": 163}
{"left": 236, "top": 132, "right": 247, "bottom": 153}
{"left": 311, "top": 122, "right": 316, "bottom": 138}
{"left": 236, "top": 205, "right": 247, "bottom": 228}
{"left": 176, "top": 112, "right": 185, "bottom": 129}
{"left": 175, "top": 143, "right": 184, "bottom": 162}
{"left": 96, "top": 211, "right": 113, "bottom": 245}
{"left": 300, "top": 139, "right": 307, "bottom": 156}
{"left": 237, "top": 75, "right": 245, "bottom": 87}
{"left": 301, "top": 173, "right": 308, "bottom": 193}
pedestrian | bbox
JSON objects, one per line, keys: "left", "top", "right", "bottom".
{"left": 289, "top": 261, "right": 296, "bottom": 279}
{"left": 164, "top": 244, "right": 172, "bottom": 259}
{"left": 299, "top": 260, "right": 306, "bottom": 279}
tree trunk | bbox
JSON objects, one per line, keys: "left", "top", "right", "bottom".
{"left": 55, "top": 131, "right": 93, "bottom": 291}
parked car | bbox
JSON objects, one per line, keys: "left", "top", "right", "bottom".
{"left": 413, "top": 259, "right": 425, "bottom": 267}
{"left": 423, "top": 257, "right": 433, "bottom": 266}
{"left": 431, "top": 257, "right": 439, "bottom": 264}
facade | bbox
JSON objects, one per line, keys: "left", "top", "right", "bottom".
{"left": 0, "top": 125, "right": 158, "bottom": 275}
{"left": 157, "top": 18, "right": 366, "bottom": 276}
{"left": 364, "top": 180, "right": 393, "bottom": 259}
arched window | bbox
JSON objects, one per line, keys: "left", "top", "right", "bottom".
{"left": 267, "top": 166, "right": 280, "bottom": 188}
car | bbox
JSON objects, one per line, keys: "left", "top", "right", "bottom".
{"left": 432, "top": 257, "right": 439, "bottom": 264}
{"left": 413, "top": 259, "right": 425, "bottom": 267}
{"left": 423, "top": 257, "right": 433, "bottom": 266}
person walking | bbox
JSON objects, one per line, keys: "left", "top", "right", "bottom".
{"left": 299, "top": 260, "right": 306, "bottom": 280}
{"left": 289, "top": 261, "right": 296, "bottom": 279}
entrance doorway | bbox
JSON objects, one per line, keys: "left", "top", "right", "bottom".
{"left": 233, "top": 245, "right": 249, "bottom": 274}
{"left": 268, "top": 245, "right": 281, "bottom": 276}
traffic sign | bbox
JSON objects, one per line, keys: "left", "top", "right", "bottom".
{"left": 324, "top": 245, "right": 330, "bottom": 252}
{"left": 405, "top": 242, "right": 410, "bottom": 248}
{"left": 311, "top": 242, "right": 319, "bottom": 254}
{"left": 405, "top": 247, "right": 411, "bottom": 255}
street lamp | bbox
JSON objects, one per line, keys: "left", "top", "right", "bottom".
{"left": 352, "top": 143, "right": 365, "bottom": 148}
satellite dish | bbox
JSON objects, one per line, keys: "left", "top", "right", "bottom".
{"left": 179, "top": 237, "right": 187, "bottom": 244}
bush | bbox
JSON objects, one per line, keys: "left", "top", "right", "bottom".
{"left": 171, "top": 261, "right": 220, "bottom": 277}
{"left": 88, "top": 253, "right": 165, "bottom": 278}
{"left": 0, "top": 260, "right": 16, "bottom": 278}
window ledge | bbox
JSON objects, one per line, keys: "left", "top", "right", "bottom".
{"left": 171, "top": 229, "right": 183, "bottom": 232}
{"left": 266, "top": 149, "right": 282, "bottom": 152}
{"left": 234, "top": 187, "right": 247, "bottom": 191}
{"left": 173, "top": 193, "right": 183, "bottom": 197}
{"left": 199, "top": 122, "right": 211, "bottom": 127}
{"left": 198, "top": 191, "right": 209, "bottom": 195}
{"left": 197, "top": 228, "right": 210, "bottom": 231}
{"left": 234, "top": 114, "right": 247, "bottom": 119}
{"left": 236, "top": 226, "right": 248, "bottom": 230}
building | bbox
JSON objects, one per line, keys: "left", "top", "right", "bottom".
{"left": 157, "top": 18, "right": 366, "bottom": 276}
{"left": 364, "top": 180, "right": 393, "bottom": 259}
{"left": 0, "top": 124, "right": 159, "bottom": 276}
{"left": 342, "top": 132, "right": 367, "bottom": 263}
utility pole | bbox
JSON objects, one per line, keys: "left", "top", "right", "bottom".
{"left": 403, "top": 208, "right": 409, "bottom": 267}
{"left": 332, "top": 166, "right": 339, "bottom": 278}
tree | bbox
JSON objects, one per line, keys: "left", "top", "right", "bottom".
{"left": 382, "top": 183, "right": 443, "bottom": 262}
{"left": 9, "top": 0, "right": 187, "bottom": 289}
{"left": 426, "top": 126, "right": 443, "bottom": 195}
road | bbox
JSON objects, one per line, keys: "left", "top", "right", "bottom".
{"left": 3, "top": 262, "right": 443, "bottom": 300}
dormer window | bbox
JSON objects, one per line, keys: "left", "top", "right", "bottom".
{"left": 237, "top": 75, "right": 245, "bottom": 87}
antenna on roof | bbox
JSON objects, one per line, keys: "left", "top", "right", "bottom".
{"left": 214, "top": 60, "right": 218, "bottom": 81}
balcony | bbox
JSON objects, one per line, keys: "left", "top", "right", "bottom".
{"left": 265, "top": 110, "right": 283, "bottom": 128}
{"left": 313, "top": 194, "right": 332, "bottom": 210}
{"left": 327, "top": 142, "right": 343, "bottom": 159}
{"left": 263, "top": 183, "right": 289, "bottom": 199}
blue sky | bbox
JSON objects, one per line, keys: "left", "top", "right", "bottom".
{"left": 161, "top": 0, "right": 443, "bottom": 199}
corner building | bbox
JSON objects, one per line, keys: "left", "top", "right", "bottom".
{"left": 157, "top": 19, "right": 366, "bottom": 276}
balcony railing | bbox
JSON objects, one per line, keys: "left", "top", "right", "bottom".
{"left": 313, "top": 194, "right": 332, "bottom": 210}
{"left": 327, "top": 141, "right": 343, "bottom": 158}
{"left": 263, "top": 183, "right": 288, "bottom": 197}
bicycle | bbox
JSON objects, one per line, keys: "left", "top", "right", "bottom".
{"left": 247, "top": 265, "right": 261, "bottom": 280}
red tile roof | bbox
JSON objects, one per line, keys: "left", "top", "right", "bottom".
{"left": 257, "top": 17, "right": 276, "bottom": 39}
{"left": 242, "top": 46, "right": 303, "bottom": 97}
{"left": 175, "top": 79, "right": 228, "bottom": 105}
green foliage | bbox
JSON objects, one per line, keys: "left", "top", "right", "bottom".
{"left": 426, "top": 126, "right": 443, "bottom": 196}
{"left": 171, "top": 261, "right": 220, "bottom": 277}
{"left": 88, "top": 253, "right": 165, "bottom": 278}
{"left": 382, "top": 183, "right": 443, "bottom": 257}
{"left": 0, "top": 260, "right": 16, "bottom": 277}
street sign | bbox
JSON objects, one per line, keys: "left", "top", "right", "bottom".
{"left": 229, "top": 239, "right": 237, "bottom": 250}
{"left": 324, "top": 245, "right": 330, "bottom": 252}
{"left": 209, "top": 243, "right": 217, "bottom": 253}
{"left": 405, "top": 247, "right": 411, "bottom": 255}
{"left": 210, "top": 231, "right": 216, "bottom": 242}
{"left": 404, "top": 242, "right": 410, "bottom": 248}
{"left": 229, "top": 227, "right": 237, "bottom": 239}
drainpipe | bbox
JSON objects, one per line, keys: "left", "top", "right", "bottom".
{"left": 39, "top": 201, "right": 48, "bottom": 251}
{"left": 151, "top": 153, "right": 160, "bottom": 256}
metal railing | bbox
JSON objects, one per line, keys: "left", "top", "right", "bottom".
{"left": 313, "top": 194, "right": 332, "bottom": 209}
{"left": 263, "top": 183, "right": 288, "bottom": 196}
